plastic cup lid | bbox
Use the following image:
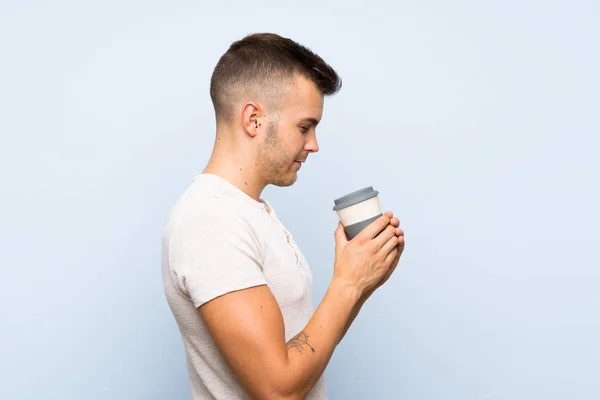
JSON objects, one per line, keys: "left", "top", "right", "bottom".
{"left": 333, "top": 186, "right": 379, "bottom": 211}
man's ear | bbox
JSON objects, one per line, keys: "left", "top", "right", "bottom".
{"left": 242, "top": 102, "right": 263, "bottom": 137}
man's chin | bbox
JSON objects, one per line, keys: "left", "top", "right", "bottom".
{"left": 270, "top": 173, "right": 298, "bottom": 187}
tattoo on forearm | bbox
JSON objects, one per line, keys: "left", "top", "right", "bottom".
{"left": 287, "top": 332, "right": 316, "bottom": 354}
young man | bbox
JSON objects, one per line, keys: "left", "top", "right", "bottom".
{"left": 162, "top": 33, "right": 405, "bottom": 400}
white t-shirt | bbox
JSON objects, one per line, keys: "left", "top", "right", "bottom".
{"left": 162, "top": 173, "right": 327, "bottom": 399}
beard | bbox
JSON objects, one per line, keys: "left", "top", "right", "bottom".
{"left": 258, "top": 120, "right": 300, "bottom": 187}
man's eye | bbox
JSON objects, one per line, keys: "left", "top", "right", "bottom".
{"left": 300, "top": 126, "right": 310, "bottom": 133}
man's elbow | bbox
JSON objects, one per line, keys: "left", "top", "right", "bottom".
{"left": 257, "top": 383, "right": 306, "bottom": 400}
{"left": 253, "top": 374, "right": 307, "bottom": 400}
{"left": 246, "top": 357, "right": 312, "bottom": 400}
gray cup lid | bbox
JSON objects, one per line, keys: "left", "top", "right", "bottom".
{"left": 333, "top": 186, "right": 379, "bottom": 211}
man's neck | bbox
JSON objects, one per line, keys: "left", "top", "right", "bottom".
{"left": 203, "top": 157, "right": 266, "bottom": 202}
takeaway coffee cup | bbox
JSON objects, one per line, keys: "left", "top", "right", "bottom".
{"left": 333, "top": 186, "right": 383, "bottom": 240}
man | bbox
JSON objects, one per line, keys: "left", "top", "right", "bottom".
{"left": 162, "top": 33, "right": 405, "bottom": 399}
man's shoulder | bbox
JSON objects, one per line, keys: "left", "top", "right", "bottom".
{"left": 168, "top": 189, "right": 258, "bottom": 233}
{"left": 169, "top": 196, "right": 240, "bottom": 228}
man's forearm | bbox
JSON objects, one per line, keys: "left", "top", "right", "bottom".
{"left": 337, "top": 289, "right": 372, "bottom": 345}
{"left": 276, "top": 279, "right": 361, "bottom": 400}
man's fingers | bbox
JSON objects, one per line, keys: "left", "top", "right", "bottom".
{"left": 393, "top": 242, "right": 402, "bottom": 262}
{"left": 379, "top": 234, "right": 399, "bottom": 256}
{"left": 379, "top": 234, "right": 404, "bottom": 287}
{"left": 359, "top": 212, "right": 392, "bottom": 240}
{"left": 334, "top": 221, "right": 349, "bottom": 248}
{"left": 384, "top": 247, "right": 399, "bottom": 267}
{"left": 373, "top": 224, "right": 397, "bottom": 249}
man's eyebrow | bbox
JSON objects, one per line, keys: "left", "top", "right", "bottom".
{"left": 301, "top": 118, "right": 320, "bottom": 126}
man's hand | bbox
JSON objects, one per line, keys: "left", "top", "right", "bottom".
{"left": 357, "top": 212, "right": 404, "bottom": 303}
{"left": 372, "top": 211, "right": 405, "bottom": 291}
{"left": 333, "top": 212, "right": 400, "bottom": 296}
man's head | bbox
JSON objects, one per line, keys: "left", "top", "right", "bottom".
{"left": 209, "top": 33, "right": 342, "bottom": 187}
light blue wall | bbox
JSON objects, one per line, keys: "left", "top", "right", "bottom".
{"left": 1, "top": 1, "right": 598, "bottom": 399}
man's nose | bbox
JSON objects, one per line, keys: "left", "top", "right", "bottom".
{"left": 305, "top": 133, "right": 319, "bottom": 153}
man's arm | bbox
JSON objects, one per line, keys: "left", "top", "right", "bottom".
{"left": 198, "top": 214, "right": 401, "bottom": 399}
{"left": 337, "top": 288, "right": 373, "bottom": 345}
{"left": 199, "top": 278, "right": 360, "bottom": 400}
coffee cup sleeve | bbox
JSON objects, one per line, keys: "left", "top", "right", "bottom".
{"left": 343, "top": 213, "right": 383, "bottom": 240}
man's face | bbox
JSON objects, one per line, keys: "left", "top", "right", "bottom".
{"left": 258, "top": 75, "right": 324, "bottom": 187}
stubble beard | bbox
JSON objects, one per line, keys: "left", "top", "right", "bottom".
{"left": 258, "top": 120, "right": 298, "bottom": 187}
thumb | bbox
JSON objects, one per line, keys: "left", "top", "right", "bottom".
{"left": 334, "top": 221, "right": 349, "bottom": 249}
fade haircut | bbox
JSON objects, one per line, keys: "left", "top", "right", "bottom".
{"left": 210, "top": 33, "right": 342, "bottom": 122}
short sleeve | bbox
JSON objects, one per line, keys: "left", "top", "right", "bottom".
{"left": 167, "top": 203, "right": 267, "bottom": 308}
